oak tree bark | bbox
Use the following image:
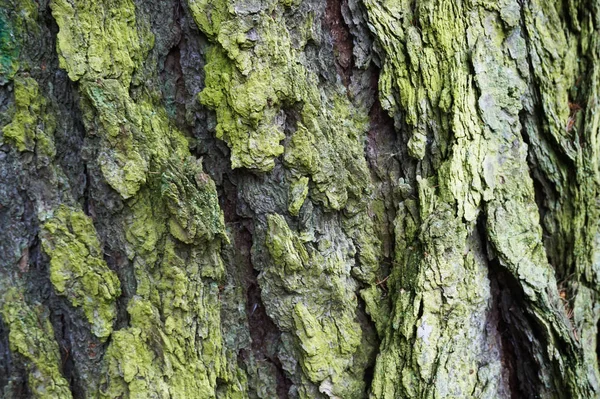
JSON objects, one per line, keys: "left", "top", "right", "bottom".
{"left": 1, "top": 0, "right": 599, "bottom": 398}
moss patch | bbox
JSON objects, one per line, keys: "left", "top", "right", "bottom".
{"left": 2, "top": 75, "right": 56, "bottom": 161}
{"left": 41, "top": 205, "right": 121, "bottom": 340}
{"left": 1, "top": 288, "right": 72, "bottom": 399}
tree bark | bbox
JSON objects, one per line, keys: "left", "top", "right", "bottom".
{"left": 0, "top": 0, "right": 599, "bottom": 398}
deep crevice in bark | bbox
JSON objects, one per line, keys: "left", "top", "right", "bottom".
{"left": 0, "top": 313, "right": 26, "bottom": 397}
{"left": 161, "top": 42, "right": 188, "bottom": 130}
{"left": 478, "top": 213, "right": 533, "bottom": 399}
{"left": 39, "top": 241, "right": 82, "bottom": 398}
{"left": 518, "top": 105, "right": 574, "bottom": 280}
{"left": 82, "top": 164, "right": 92, "bottom": 217}
{"left": 489, "top": 262, "right": 557, "bottom": 399}
{"left": 2, "top": 0, "right": 598, "bottom": 397}
{"left": 597, "top": 318, "right": 600, "bottom": 371}
{"left": 216, "top": 169, "right": 293, "bottom": 398}
{"left": 246, "top": 268, "right": 292, "bottom": 399}
{"left": 55, "top": 313, "right": 78, "bottom": 398}
{"left": 488, "top": 266, "right": 522, "bottom": 399}
{"left": 324, "top": 0, "right": 354, "bottom": 87}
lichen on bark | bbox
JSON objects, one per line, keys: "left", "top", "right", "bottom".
{"left": 1, "top": 0, "right": 600, "bottom": 397}
{"left": 41, "top": 205, "right": 121, "bottom": 340}
{"left": 363, "top": 0, "right": 600, "bottom": 397}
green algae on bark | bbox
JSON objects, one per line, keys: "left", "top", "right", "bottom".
{"left": 100, "top": 188, "right": 229, "bottom": 398}
{"left": 49, "top": 0, "right": 246, "bottom": 397}
{"left": 3, "top": 0, "right": 600, "bottom": 396}
{"left": 262, "top": 213, "right": 370, "bottom": 398}
{"left": 2, "top": 75, "right": 56, "bottom": 158}
{"left": 50, "top": 0, "right": 151, "bottom": 86}
{"left": 188, "top": 1, "right": 383, "bottom": 395}
{"left": 41, "top": 205, "right": 121, "bottom": 340}
{"left": 0, "top": 7, "right": 18, "bottom": 84}
{"left": 361, "top": 0, "right": 600, "bottom": 396}
{"left": 0, "top": 0, "right": 42, "bottom": 83}
{"left": 190, "top": 0, "right": 372, "bottom": 212}
{"left": 1, "top": 288, "right": 72, "bottom": 399}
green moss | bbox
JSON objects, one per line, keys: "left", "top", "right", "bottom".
{"left": 187, "top": 0, "right": 230, "bottom": 38}
{"left": 102, "top": 173, "right": 228, "bottom": 397}
{"left": 262, "top": 214, "right": 368, "bottom": 397}
{"left": 407, "top": 132, "right": 427, "bottom": 160}
{"left": 370, "top": 200, "right": 497, "bottom": 398}
{"left": 0, "top": 0, "right": 42, "bottom": 81}
{"left": 292, "top": 302, "right": 335, "bottom": 382}
{"left": 2, "top": 75, "right": 56, "bottom": 160}
{"left": 1, "top": 288, "right": 72, "bottom": 399}
{"left": 345, "top": 210, "right": 381, "bottom": 284}
{"left": 160, "top": 157, "right": 226, "bottom": 245}
{"left": 101, "top": 325, "right": 167, "bottom": 399}
{"left": 102, "top": 234, "right": 227, "bottom": 398}
{"left": 192, "top": 0, "right": 372, "bottom": 209}
{"left": 51, "top": 0, "right": 191, "bottom": 200}
{"left": 51, "top": 0, "right": 151, "bottom": 86}
{"left": 288, "top": 176, "right": 309, "bottom": 216}
{"left": 198, "top": 42, "right": 289, "bottom": 171}
{"left": 78, "top": 79, "right": 192, "bottom": 199}
{"left": 41, "top": 205, "right": 121, "bottom": 340}
{"left": 363, "top": 0, "right": 597, "bottom": 395}
{"left": 282, "top": 94, "right": 371, "bottom": 211}
{"left": 48, "top": 1, "right": 237, "bottom": 397}
{"left": 0, "top": 7, "right": 18, "bottom": 83}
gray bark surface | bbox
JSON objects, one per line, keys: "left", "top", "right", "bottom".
{"left": 0, "top": 0, "right": 598, "bottom": 398}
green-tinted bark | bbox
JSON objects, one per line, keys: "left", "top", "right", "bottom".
{"left": 1, "top": 0, "right": 599, "bottom": 398}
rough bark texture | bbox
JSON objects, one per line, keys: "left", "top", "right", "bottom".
{"left": 0, "top": 0, "right": 599, "bottom": 398}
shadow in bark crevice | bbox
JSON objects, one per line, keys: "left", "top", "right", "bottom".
{"left": 218, "top": 171, "right": 293, "bottom": 398}
{"left": 246, "top": 268, "right": 293, "bottom": 399}
{"left": 479, "top": 214, "right": 544, "bottom": 399}
{"left": 324, "top": 0, "right": 354, "bottom": 87}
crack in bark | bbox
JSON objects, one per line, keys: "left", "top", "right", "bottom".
{"left": 478, "top": 211, "right": 563, "bottom": 398}
{"left": 324, "top": 0, "right": 354, "bottom": 87}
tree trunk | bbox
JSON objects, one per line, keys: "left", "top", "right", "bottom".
{"left": 1, "top": 0, "right": 599, "bottom": 397}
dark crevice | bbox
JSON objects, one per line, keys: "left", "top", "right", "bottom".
{"left": 105, "top": 248, "right": 134, "bottom": 331}
{"left": 488, "top": 267, "right": 522, "bottom": 399}
{"left": 478, "top": 213, "right": 562, "bottom": 398}
{"left": 489, "top": 263, "right": 551, "bottom": 399}
{"left": 216, "top": 169, "right": 293, "bottom": 398}
{"left": 324, "top": 0, "right": 354, "bottom": 87}
{"left": 355, "top": 293, "right": 380, "bottom": 393}
{"left": 478, "top": 210, "right": 525, "bottom": 399}
{"left": 363, "top": 364, "right": 375, "bottom": 392}
{"left": 82, "top": 164, "right": 92, "bottom": 217}
{"left": 0, "top": 313, "right": 29, "bottom": 398}
{"left": 161, "top": 42, "right": 188, "bottom": 130}
{"left": 519, "top": 107, "right": 574, "bottom": 280}
{"left": 32, "top": 234, "right": 80, "bottom": 397}
{"left": 246, "top": 271, "right": 292, "bottom": 399}
{"left": 239, "top": 223, "right": 293, "bottom": 398}
{"left": 56, "top": 313, "right": 78, "bottom": 397}
{"left": 0, "top": 314, "right": 10, "bottom": 392}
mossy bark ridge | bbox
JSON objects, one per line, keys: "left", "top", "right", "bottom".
{"left": 0, "top": 0, "right": 598, "bottom": 398}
